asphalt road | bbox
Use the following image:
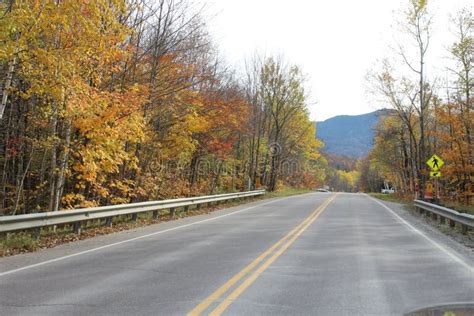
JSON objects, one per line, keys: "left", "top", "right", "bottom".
{"left": 1, "top": 193, "right": 473, "bottom": 315}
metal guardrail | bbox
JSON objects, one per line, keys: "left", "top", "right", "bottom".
{"left": 0, "top": 190, "right": 266, "bottom": 235}
{"left": 414, "top": 199, "right": 474, "bottom": 234}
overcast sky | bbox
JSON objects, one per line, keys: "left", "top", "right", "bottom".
{"left": 198, "top": 0, "right": 472, "bottom": 121}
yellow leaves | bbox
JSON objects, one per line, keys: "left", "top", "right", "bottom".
{"left": 433, "top": 103, "right": 473, "bottom": 185}
{"left": 69, "top": 82, "right": 146, "bottom": 204}
{"left": 2, "top": 0, "right": 132, "bottom": 107}
{"left": 62, "top": 193, "right": 98, "bottom": 209}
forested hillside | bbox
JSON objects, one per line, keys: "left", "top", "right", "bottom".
{"left": 316, "top": 110, "right": 390, "bottom": 158}
{"left": 0, "top": 0, "right": 325, "bottom": 215}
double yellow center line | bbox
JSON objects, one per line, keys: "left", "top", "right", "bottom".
{"left": 188, "top": 194, "right": 337, "bottom": 316}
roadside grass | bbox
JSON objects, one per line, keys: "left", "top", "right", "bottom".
{"left": 368, "top": 193, "right": 411, "bottom": 204}
{"left": 268, "top": 187, "right": 313, "bottom": 197}
{"left": 0, "top": 188, "right": 311, "bottom": 257}
{"left": 0, "top": 233, "right": 38, "bottom": 255}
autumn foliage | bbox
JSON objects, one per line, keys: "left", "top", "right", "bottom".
{"left": 360, "top": 4, "right": 472, "bottom": 205}
{"left": 0, "top": 0, "right": 325, "bottom": 214}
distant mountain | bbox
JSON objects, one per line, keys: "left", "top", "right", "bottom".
{"left": 315, "top": 109, "right": 391, "bottom": 158}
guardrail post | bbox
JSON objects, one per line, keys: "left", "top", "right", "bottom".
{"left": 32, "top": 228, "right": 41, "bottom": 240}
{"left": 413, "top": 200, "right": 474, "bottom": 236}
{"left": 439, "top": 216, "right": 445, "bottom": 225}
{"left": 131, "top": 213, "right": 138, "bottom": 222}
{"left": 105, "top": 217, "right": 113, "bottom": 228}
{"left": 153, "top": 210, "right": 158, "bottom": 220}
{"left": 169, "top": 207, "right": 175, "bottom": 218}
{"left": 73, "top": 222, "right": 82, "bottom": 235}
{"left": 184, "top": 205, "right": 189, "bottom": 213}
{"left": 449, "top": 219, "right": 456, "bottom": 228}
{"left": 196, "top": 203, "right": 201, "bottom": 210}
{"left": 207, "top": 202, "right": 212, "bottom": 208}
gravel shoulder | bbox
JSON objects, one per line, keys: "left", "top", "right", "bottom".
{"left": 371, "top": 196, "right": 474, "bottom": 265}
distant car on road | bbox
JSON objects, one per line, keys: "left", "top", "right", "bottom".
{"left": 315, "top": 188, "right": 330, "bottom": 192}
{"left": 381, "top": 188, "right": 395, "bottom": 194}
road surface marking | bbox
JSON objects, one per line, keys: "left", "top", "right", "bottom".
{"left": 188, "top": 194, "right": 336, "bottom": 316}
{"left": 367, "top": 195, "right": 473, "bottom": 273}
{"left": 0, "top": 195, "right": 308, "bottom": 278}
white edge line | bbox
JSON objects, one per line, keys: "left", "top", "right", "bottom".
{"left": 366, "top": 194, "right": 474, "bottom": 273}
{"left": 0, "top": 194, "right": 313, "bottom": 277}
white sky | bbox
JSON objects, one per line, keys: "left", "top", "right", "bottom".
{"left": 198, "top": 0, "right": 472, "bottom": 121}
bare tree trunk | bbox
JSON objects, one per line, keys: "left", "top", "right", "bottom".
{"left": 210, "top": 160, "right": 223, "bottom": 195}
{"left": 52, "top": 120, "right": 71, "bottom": 212}
{"left": 1, "top": 98, "right": 14, "bottom": 212}
{"left": 12, "top": 152, "right": 33, "bottom": 215}
{"left": 0, "top": 36, "right": 19, "bottom": 120}
{"left": 48, "top": 107, "right": 58, "bottom": 211}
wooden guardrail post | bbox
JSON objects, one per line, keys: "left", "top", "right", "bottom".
{"left": 449, "top": 219, "right": 456, "bottom": 228}
{"left": 439, "top": 216, "right": 445, "bottom": 225}
{"left": 32, "top": 228, "right": 41, "bottom": 240}
{"left": 105, "top": 217, "right": 113, "bottom": 228}
{"left": 73, "top": 222, "right": 82, "bottom": 235}
{"left": 153, "top": 210, "right": 158, "bottom": 220}
{"left": 169, "top": 207, "right": 175, "bottom": 218}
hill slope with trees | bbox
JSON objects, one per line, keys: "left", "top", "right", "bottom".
{"left": 315, "top": 110, "right": 390, "bottom": 158}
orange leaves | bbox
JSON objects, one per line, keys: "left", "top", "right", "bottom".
{"left": 1, "top": 0, "right": 329, "bottom": 211}
{"left": 434, "top": 103, "right": 473, "bottom": 179}
{"left": 69, "top": 83, "right": 147, "bottom": 202}
{"left": 195, "top": 89, "right": 249, "bottom": 158}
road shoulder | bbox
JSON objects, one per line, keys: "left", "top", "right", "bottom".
{"left": 369, "top": 196, "right": 474, "bottom": 266}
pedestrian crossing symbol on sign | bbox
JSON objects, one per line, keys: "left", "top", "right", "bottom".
{"left": 426, "top": 154, "right": 444, "bottom": 171}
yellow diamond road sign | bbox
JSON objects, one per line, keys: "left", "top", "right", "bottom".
{"left": 426, "top": 154, "right": 444, "bottom": 171}
{"left": 430, "top": 171, "right": 441, "bottom": 177}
